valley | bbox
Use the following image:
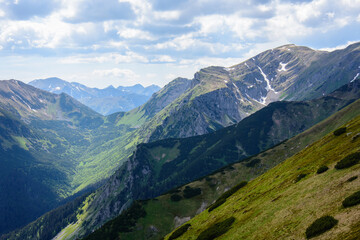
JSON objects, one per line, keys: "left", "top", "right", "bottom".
{"left": 0, "top": 42, "right": 359, "bottom": 240}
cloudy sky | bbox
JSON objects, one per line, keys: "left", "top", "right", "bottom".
{"left": 0, "top": 0, "right": 359, "bottom": 88}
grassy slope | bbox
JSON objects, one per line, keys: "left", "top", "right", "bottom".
{"left": 165, "top": 107, "right": 360, "bottom": 239}
{"left": 84, "top": 96, "right": 360, "bottom": 240}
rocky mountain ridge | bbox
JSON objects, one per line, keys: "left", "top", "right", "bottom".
{"left": 1, "top": 42, "right": 360, "bottom": 239}
{"left": 68, "top": 80, "right": 360, "bottom": 238}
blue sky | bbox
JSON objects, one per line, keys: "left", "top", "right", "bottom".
{"left": 0, "top": 0, "right": 359, "bottom": 88}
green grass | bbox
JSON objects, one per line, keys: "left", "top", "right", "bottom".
{"left": 12, "top": 136, "right": 29, "bottom": 150}
{"left": 85, "top": 99, "right": 360, "bottom": 240}
{"left": 166, "top": 113, "right": 360, "bottom": 239}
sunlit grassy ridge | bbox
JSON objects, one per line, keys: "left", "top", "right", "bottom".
{"left": 83, "top": 94, "right": 360, "bottom": 240}
{"left": 165, "top": 111, "right": 360, "bottom": 240}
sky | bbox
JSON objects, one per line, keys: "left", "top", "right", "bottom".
{"left": 0, "top": 0, "right": 359, "bottom": 88}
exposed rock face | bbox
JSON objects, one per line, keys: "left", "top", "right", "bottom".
{"left": 174, "top": 216, "right": 191, "bottom": 228}
{"left": 142, "top": 77, "right": 192, "bottom": 118}
{"left": 135, "top": 43, "right": 360, "bottom": 143}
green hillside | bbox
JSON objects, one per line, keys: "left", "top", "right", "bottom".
{"left": 83, "top": 95, "right": 360, "bottom": 240}
{"left": 1, "top": 42, "right": 360, "bottom": 239}
{"left": 57, "top": 80, "right": 360, "bottom": 239}
{"left": 164, "top": 106, "right": 360, "bottom": 240}
{"left": 0, "top": 80, "right": 133, "bottom": 234}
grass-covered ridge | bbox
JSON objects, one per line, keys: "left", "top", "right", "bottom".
{"left": 83, "top": 96, "right": 360, "bottom": 240}
{"left": 165, "top": 113, "right": 360, "bottom": 239}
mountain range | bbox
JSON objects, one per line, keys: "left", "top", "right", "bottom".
{"left": 84, "top": 94, "right": 360, "bottom": 240}
{"left": 29, "top": 78, "right": 160, "bottom": 115}
{"left": 0, "top": 42, "right": 359, "bottom": 240}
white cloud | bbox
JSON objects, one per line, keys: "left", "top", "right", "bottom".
{"left": 179, "top": 57, "right": 245, "bottom": 69}
{"left": 59, "top": 52, "right": 148, "bottom": 64}
{"left": 152, "top": 55, "right": 176, "bottom": 62}
{"left": 117, "top": 28, "right": 154, "bottom": 40}
{"left": 319, "top": 40, "right": 360, "bottom": 51}
{"left": 153, "top": 10, "right": 180, "bottom": 20}
{"left": 165, "top": 73, "right": 177, "bottom": 81}
{"left": 0, "top": 0, "right": 359, "bottom": 88}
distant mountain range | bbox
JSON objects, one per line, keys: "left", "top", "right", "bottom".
{"left": 29, "top": 78, "right": 160, "bottom": 115}
{"left": 0, "top": 42, "right": 360, "bottom": 240}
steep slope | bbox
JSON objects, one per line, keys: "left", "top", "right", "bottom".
{"left": 69, "top": 43, "right": 360, "bottom": 194}
{"left": 3, "top": 42, "right": 359, "bottom": 239}
{"left": 29, "top": 77, "right": 160, "bottom": 115}
{"left": 287, "top": 42, "right": 360, "bottom": 100}
{"left": 53, "top": 80, "right": 360, "bottom": 239}
{"left": 117, "top": 42, "right": 360, "bottom": 143}
{"left": 0, "top": 79, "right": 104, "bottom": 125}
{"left": 117, "top": 77, "right": 192, "bottom": 128}
{"left": 164, "top": 107, "right": 360, "bottom": 240}
{"left": 0, "top": 80, "right": 131, "bottom": 235}
{"left": 83, "top": 93, "right": 360, "bottom": 240}
{"left": 69, "top": 78, "right": 192, "bottom": 192}
{"left": 0, "top": 108, "right": 74, "bottom": 234}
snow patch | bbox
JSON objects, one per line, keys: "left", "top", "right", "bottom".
{"left": 224, "top": 80, "right": 228, "bottom": 83}
{"left": 245, "top": 62, "right": 250, "bottom": 69}
{"left": 257, "top": 66, "right": 278, "bottom": 93}
{"left": 231, "top": 82, "right": 245, "bottom": 102}
{"left": 13, "top": 94, "right": 34, "bottom": 111}
{"left": 351, "top": 73, "right": 359, "bottom": 82}
{"left": 247, "top": 85, "right": 254, "bottom": 89}
{"left": 224, "top": 67, "right": 235, "bottom": 72}
{"left": 245, "top": 93, "right": 265, "bottom": 105}
{"left": 260, "top": 96, "right": 267, "bottom": 104}
{"left": 55, "top": 87, "right": 61, "bottom": 90}
{"left": 278, "top": 62, "right": 288, "bottom": 72}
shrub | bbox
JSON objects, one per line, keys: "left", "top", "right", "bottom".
{"left": 183, "top": 186, "right": 201, "bottom": 199}
{"left": 168, "top": 224, "right": 191, "bottom": 240}
{"left": 333, "top": 127, "right": 346, "bottom": 136}
{"left": 196, "top": 217, "right": 235, "bottom": 240}
{"left": 335, "top": 152, "right": 360, "bottom": 169}
{"left": 342, "top": 190, "right": 360, "bottom": 208}
{"left": 295, "top": 173, "right": 307, "bottom": 182}
{"left": 346, "top": 176, "right": 358, "bottom": 182}
{"left": 317, "top": 166, "right": 329, "bottom": 174}
{"left": 208, "top": 198, "right": 226, "bottom": 212}
{"left": 167, "top": 188, "right": 181, "bottom": 194}
{"left": 170, "top": 194, "right": 182, "bottom": 202}
{"left": 305, "top": 215, "right": 338, "bottom": 239}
